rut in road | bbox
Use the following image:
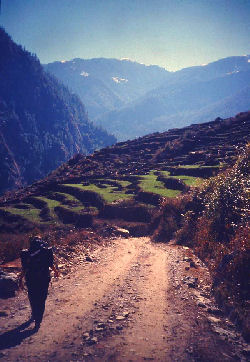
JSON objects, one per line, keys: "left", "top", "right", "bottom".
{"left": 0, "top": 237, "right": 244, "bottom": 361}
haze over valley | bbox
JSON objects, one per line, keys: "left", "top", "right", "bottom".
{"left": 45, "top": 55, "right": 250, "bottom": 140}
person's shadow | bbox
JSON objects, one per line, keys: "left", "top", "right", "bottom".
{"left": 0, "top": 318, "right": 37, "bottom": 350}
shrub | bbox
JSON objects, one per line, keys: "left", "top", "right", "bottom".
{"left": 201, "top": 157, "right": 249, "bottom": 242}
{"left": 152, "top": 195, "right": 192, "bottom": 242}
{"left": 176, "top": 145, "right": 249, "bottom": 339}
{"left": 152, "top": 145, "right": 249, "bottom": 339}
{"left": 157, "top": 175, "right": 189, "bottom": 191}
{"left": 135, "top": 191, "right": 162, "bottom": 206}
{"left": 0, "top": 233, "right": 29, "bottom": 263}
{"left": 99, "top": 203, "right": 152, "bottom": 223}
{"left": 54, "top": 206, "right": 93, "bottom": 227}
{"left": 39, "top": 207, "right": 51, "bottom": 221}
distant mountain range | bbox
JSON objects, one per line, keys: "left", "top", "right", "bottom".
{"left": 45, "top": 56, "right": 250, "bottom": 141}
{"left": 0, "top": 28, "right": 116, "bottom": 195}
{"left": 44, "top": 58, "right": 170, "bottom": 120}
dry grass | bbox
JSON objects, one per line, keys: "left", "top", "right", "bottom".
{"left": 0, "top": 233, "right": 30, "bottom": 264}
{"left": 0, "top": 223, "right": 110, "bottom": 269}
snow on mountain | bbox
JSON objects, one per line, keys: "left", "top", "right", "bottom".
{"left": 112, "top": 76, "right": 128, "bottom": 83}
{"left": 80, "top": 71, "right": 89, "bottom": 77}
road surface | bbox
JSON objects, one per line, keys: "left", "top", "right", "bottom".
{"left": 0, "top": 237, "right": 248, "bottom": 361}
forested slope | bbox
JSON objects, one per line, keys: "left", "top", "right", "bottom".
{"left": 0, "top": 28, "right": 116, "bottom": 195}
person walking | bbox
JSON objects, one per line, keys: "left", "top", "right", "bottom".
{"left": 19, "top": 235, "right": 58, "bottom": 330}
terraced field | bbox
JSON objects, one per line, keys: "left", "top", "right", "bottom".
{"left": 0, "top": 204, "right": 41, "bottom": 223}
{"left": 0, "top": 112, "right": 249, "bottom": 233}
{"left": 0, "top": 166, "right": 212, "bottom": 231}
{"left": 64, "top": 181, "right": 133, "bottom": 203}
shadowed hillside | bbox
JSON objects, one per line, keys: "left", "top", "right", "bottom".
{"left": 0, "top": 28, "right": 116, "bottom": 195}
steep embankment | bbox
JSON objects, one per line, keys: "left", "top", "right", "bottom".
{"left": 0, "top": 28, "right": 116, "bottom": 195}
{"left": 153, "top": 142, "right": 250, "bottom": 342}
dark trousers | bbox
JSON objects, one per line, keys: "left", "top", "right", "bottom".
{"left": 26, "top": 277, "right": 50, "bottom": 325}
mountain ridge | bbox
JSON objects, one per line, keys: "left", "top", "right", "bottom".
{"left": 44, "top": 58, "right": 171, "bottom": 119}
{"left": 45, "top": 55, "right": 250, "bottom": 141}
{"left": 97, "top": 64, "right": 250, "bottom": 140}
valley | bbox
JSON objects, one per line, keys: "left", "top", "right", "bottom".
{"left": 45, "top": 56, "right": 250, "bottom": 141}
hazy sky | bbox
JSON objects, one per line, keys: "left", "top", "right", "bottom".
{"left": 1, "top": 0, "right": 249, "bottom": 71}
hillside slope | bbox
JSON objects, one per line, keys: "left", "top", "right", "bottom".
{"left": 48, "top": 111, "right": 250, "bottom": 182}
{"left": 0, "top": 111, "right": 248, "bottom": 240}
{"left": 0, "top": 28, "right": 116, "bottom": 195}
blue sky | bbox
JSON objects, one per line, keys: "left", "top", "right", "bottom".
{"left": 1, "top": 0, "right": 250, "bottom": 71}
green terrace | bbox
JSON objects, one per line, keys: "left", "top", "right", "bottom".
{"left": 64, "top": 167, "right": 205, "bottom": 201}
{"left": 159, "top": 171, "right": 204, "bottom": 187}
{"left": 0, "top": 166, "right": 209, "bottom": 227}
{"left": 0, "top": 193, "right": 98, "bottom": 226}
{"left": 138, "top": 171, "right": 180, "bottom": 198}
{"left": 0, "top": 204, "right": 41, "bottom": 223}
{"left": 64, "top": 181, "right": 134, "bottom": 203}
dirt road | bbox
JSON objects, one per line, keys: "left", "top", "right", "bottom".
{"left": 0, "top": 237, "right": 248, "bottom": 361}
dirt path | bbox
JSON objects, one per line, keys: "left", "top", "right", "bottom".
{"left": 0, "top": 237, "right": 248, "bottom": 361}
